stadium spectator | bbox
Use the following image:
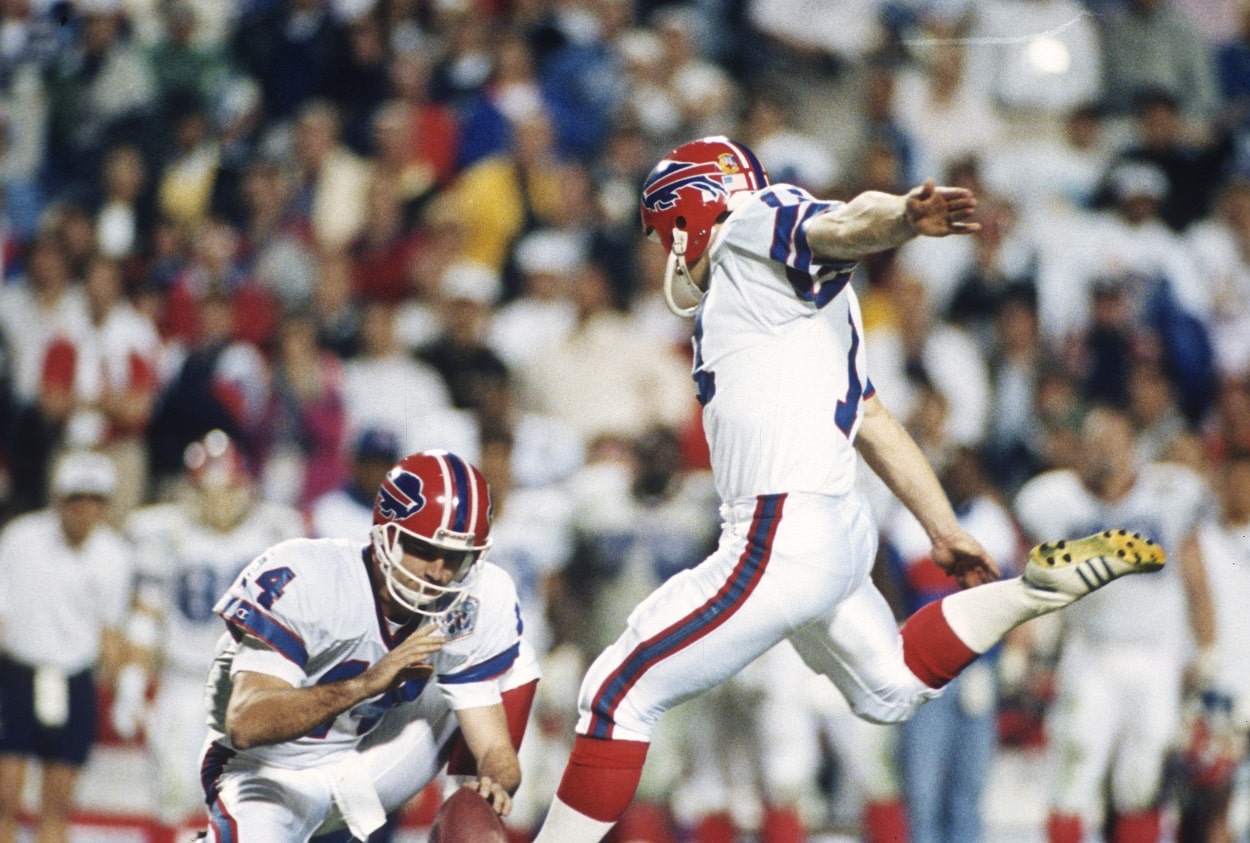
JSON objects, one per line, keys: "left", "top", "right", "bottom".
{"left": 341, "top": 300, "right": 452, "bottom": 442}
{"left": 0, "top": 451, "right": 131, "bottom": 843}
{"left": 231, "top": 0, "right": 344, "bottom": 123}
{"left": 256, "top": 310, "right": 349, "bottom": 508}
{"left": 1185, "top": 176, "right": 1250, "bottom": 378}
{"left": 44, "top": 0, "right": 156, "bottom": 197}
{"left": 385, "top": 46, "right": 460, "bottom": 189}
{"left": 893, "top": 39, "right": 1005, "bottom": 193}
{"left": 416, "top": 260, "right": 508, "bottom": 411}
{"left": 4, "top": 0, "right": 1250, "bottom": 837}
{"left": 237, "top": 157, "right": 317, "bottom": 310}
{"left": 1108, "top": 88, "right": 1235, "bottom": 233}
{"left": 325, "top": 12, "right": 392, "bottom": 154}
{"left": 487, "top": 228, "right": 580, "bottom": 371}
{"left": 146, "top": 292, "right": 267, "bottom": 491}
{"left": 866, "top": 276, "right": 991, "bottom": 450}
{"left": 965, "top": 0, "right": 1102, "bottom": 118}
{"left": 111, "top": 430, "right": 303, "bottom": 838}
{"left": 1099, "top": 0, "right": 1219, "bottom": 122}
{"left": 306, "top": 425, "right": 400, "bottom": 540}
{"left": 94, "top": 143, "right": 152, "bottom": 261}
{"left": 1185, "top": 448, "right": 1250, "bottom": 843}
{"left": 348, "top": 176, "right": 422, "bottom": 305}
{"left": 145, "top": 1, "right": 229, "bottom": 116}
{"left": 0, "top": 233, "right": 88, "bottom": 513}
{"left": 884, "top": 446, "right": 1023, "bottom": 843}
{"left": 37, "top": 255, "right": 160, "bottom": 519}
{"left": 1014, "top": 405, "right": 1215, "bottom": 843}
{"left": 162, "top": 217, "right": 279, "bottom": 349}
{"left": 290, "top": 99, "right": 372, "bottom": 251}
{"left": 517, "top": 259, "right": 692, "bottom": 447}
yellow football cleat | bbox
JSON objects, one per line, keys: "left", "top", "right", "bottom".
{"left": 1024, "top": 529, "right": 1167, "bottom": 601}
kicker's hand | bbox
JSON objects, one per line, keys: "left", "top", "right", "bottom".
{"left": 905, "top": 179, "right": 980, "bottom": 237}
{"left": 931, "top": 528, "right": 1000, "bottom": 588}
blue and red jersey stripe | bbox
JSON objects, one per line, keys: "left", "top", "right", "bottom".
{"left": 586, "top": 493, "right": 786, "bottom": 739}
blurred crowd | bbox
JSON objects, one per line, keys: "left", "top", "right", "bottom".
{"left": 1, "top": 0, "right": 1250, "bottom": 840}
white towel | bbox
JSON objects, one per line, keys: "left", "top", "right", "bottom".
{"left": 327, "top": 754, "right": 386, "bottom": 841}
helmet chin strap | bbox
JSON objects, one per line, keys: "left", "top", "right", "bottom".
{"left": 663, "top": 227, "right": 701, "bottom": 318}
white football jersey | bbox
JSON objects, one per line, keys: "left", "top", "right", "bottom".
{"left": 1014, "top": 463, "right": 1210, "bottom": 645}
{"left": 487, "top": 485, "right": 574, "bottom": 656}
{"left": 1195, "top": 518, "right": 1250, "bottom": 724}
{"left": 697, "top": 184, "right": 871, "bottom": 503}
{"left": 126, "top": 500, "right": 305, "bottom": 676}
{"left": 306, "top": 487, "right": 373, "bottom": 540}
{"left": 206, "top": 538, "right": 526, "bottom": 767}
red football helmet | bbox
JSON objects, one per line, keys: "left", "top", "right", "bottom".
{"left": 184, "top": 429, "right": 249, "bottom": 491}
{"left": 640, "top": 137, "right": 769, "bottom": 316}
{"left": 371, "top": 449, "right": 493, "bottom": 617}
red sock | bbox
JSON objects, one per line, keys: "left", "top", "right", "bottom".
{"left": 863, "top": 799, "right": 909, "bottom": 843}
{"left": 900, "top": 600, "right": 979, "bottom": 688}
{"left": 1112, "top": 810, "right": 1161, "bottom": 843}
{"left": 1047, "top": 812, "right": 1083, "bottom": 843}
{"left": 554, "top": 735, "right": 649, "bottom": 823}
{"left": 691, "top": 811, "right": 736, "bottom": 843}
{"left": 611, "top": 801, "right": 676, "bottom": 843}
{"left": 761, "top": 804, "right": 805, "bottom": 843}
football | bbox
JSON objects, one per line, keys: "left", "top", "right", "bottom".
{"left": 428, "top": 785, "right": 507, "bottom": 843}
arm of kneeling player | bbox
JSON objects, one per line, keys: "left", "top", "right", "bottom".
{"left": 455, "top": 702, "right": 520, "bottom": 815}
{"left": 226, "top": 629, "right": 444, "bottom": 749}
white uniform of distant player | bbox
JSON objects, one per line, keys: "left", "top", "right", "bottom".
{"left": 201, "top": 537, "right": 539, "bottom": 842}
{"left": 1014, "top": 463, "right": 1208, "bottom": 818}
{"left": 465, "top": 482, "right": 572, "bottom": 827}
{"left": 575, "top": 184, "right": 941, "bottom": 747}
{"left": 124, "top": 499, "right": 304, "bottom": 821}
{"left": 307, "top": 487, "right": 374, "bottom": 541}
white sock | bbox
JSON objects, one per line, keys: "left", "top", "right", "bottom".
{"left": 939, "top": 577, "right": 1064, "bottom": 654}
{"left": 532, "top": 796, "right": 617, "bottom": 843}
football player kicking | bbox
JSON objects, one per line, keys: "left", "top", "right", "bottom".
{"left": 197, "top": 450, "right": 539, "bottom": 842}
{"left": 530, "top": 137, "right": 1166, "bottom": 842}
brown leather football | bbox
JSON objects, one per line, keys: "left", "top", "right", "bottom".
{"left": 428, "top": 785, "right": 507, "bottom": 843}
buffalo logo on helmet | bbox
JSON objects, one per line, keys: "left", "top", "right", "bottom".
{"left": 641, "top": 160, "right": 731, "bottom": 213}
{"left": 376, "top": 470, "right": 427, "bottom": 520}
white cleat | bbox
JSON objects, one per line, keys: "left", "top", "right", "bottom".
{"left": 1023, "top": 529, "right": 1166, "bottom": 603}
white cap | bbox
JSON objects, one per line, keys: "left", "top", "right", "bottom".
{"left": 440, "top": 260, "right": 502, "bottom": 305}
{"left": 74, "top": 0, "right": 122, "bottom": 15}
{"left": 51, "top": 451, "right": 117, "bottom": 499}
{"left": 513, "top": 229, "right": 586, "bottom": 277}
{"left": 1111, "top": 162, "right": 1168, "bottom": 201}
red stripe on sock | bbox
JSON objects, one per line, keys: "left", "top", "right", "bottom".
{"left": 863, "top": 799, "right": 909, "bottom": 843}
{"left": 554, "top": 736, "right": 649, "bottom": 823}
{"left": 692, "top": 812, "right": 736, "bottom": 843}
{"left": 900, "top": 600, "right": 979, "bottom": 689}
{"left": 1112, "top": 810, "right": 1161, "bottom": 843}
{"left": 761, "top": 805, "right": 806, "bottom": 843}
{"left": 1047, "top": 813, "right": 1083, "bottom": 843}
{"left": 615, "top": 802, "right": 677, "bottom": 843}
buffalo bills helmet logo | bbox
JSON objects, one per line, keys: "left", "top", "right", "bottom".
{"left": 376, "top": 470, "right": 426, "bottom": 520}
{"left": 642, "top": 161, "right": 729, "bottom": 213}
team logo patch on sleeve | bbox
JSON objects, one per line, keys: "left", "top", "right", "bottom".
{"left": 438, "top": 596, "right": 480, "bottom": 640}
